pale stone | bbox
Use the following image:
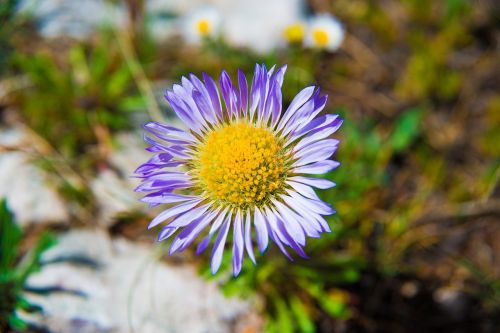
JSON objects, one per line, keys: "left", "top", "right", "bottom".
{"left": 25, "top": 229, "right": 258, "bottom": 333}
{"left": 90, "top": 169, "right": 141, "bottom": 226}
{"left": 0, "top": 128, "right": 69, "bottom": 226}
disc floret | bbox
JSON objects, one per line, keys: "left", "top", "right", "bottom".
{"left": 193, "top": 122, "right": 288, "bottom": 210}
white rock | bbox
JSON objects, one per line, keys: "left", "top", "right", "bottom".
{"left": 90, "top": 132, "right": 149, "bottom": 226}
{"left": 91, "top": 132, "right": 154, "bottom": 226}
{"left": 108, "top": 132, "right": 150, "bottom": 179}
{"left": 94, "top": 124, "right": 186, "bottom": 226}
{"left": 19, "top": 0, "right": 305, "bottom": 52}
{"left": 18, "top": 0, "right": 127, "bottom": 39}
{"left": 0, "top": 128, "right": 69, "bottom": 226}
{"left": 25, "top": 229, "right": 258, "bottom": 333}
{"left": 90, "top": 169, "right": 141, "bottom": 226}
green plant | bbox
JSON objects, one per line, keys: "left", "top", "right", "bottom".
{"left": 0, "top": 199, "right": 56, "bottom": 332}
{"left": 0, "top": 0, "right": 22, "bottom": 74}
{"left": 13, "top": 30, "right": 145, "bottom": 160}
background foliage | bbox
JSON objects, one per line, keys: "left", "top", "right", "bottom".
{"left": 0, "top": 0, "right": 499, "bottom": 332}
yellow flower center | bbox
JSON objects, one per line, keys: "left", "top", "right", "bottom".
{"left": 312, "top": 29, "right": 329, "bottom": 47}
{"left": 284, "top": 23, "right": 304, "bottom": 43}
{"left": 196, "top": 19, "right": 210, "bottom": 35}
{"left": 193, "top": 122, "right": 288, "bottom": 209}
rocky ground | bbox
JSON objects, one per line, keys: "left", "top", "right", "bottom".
{"left": 23, "top": 229, "right": 259, "bottom": 333}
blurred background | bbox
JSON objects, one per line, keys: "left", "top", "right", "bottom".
{"left": 1, "top": 0, "right": 499, "bottom": 332}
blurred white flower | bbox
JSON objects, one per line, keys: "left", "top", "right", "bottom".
{"left": 184, "top": 6, "right": 221, "bottom": 43}
{"left": 305, "top": 13, "right": 345, "bottom": 52}
{"left": 283, "top": 21, "right": 306, "bottom": 44}
{"left": 219, "top": 0, "right": 303, "bottom": 53}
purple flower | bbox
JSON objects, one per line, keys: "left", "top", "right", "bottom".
{"left": 135, "top": 64, "right": 342, "bottom": 276}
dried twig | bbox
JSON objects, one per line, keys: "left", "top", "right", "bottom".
{"left": 113, "top": 21, "right": 164, "bottom": 123}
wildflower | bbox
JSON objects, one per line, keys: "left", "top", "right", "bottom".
{"left": 305, "top": 13, "right": 345, "bottom": 51}
{"left": 135, "top": 64, "right": 342, "bottom": 276}
{"left": 284, "top": 22, "right": 305, "bottom": 44}
{"left": 184, "top": 6, "right": 220, "bottom": 43}
{"left": 219, "top": 0, "right": 304, "bottom": 53}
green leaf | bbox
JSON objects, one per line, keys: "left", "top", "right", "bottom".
{"left": 0, "top": 199, "right": 22, "bottom": 271}
{"left": 318, "top": 294, "right": 347, "bottom": 318}
{"left": 444, "top": 0, "right": 469, "bottom": 20}
{"left": 389, "top": 108, "right": 424, "bottom": 153}
{"left": 264, "top": 317, "right": 279, "bottom": 333}
{"left": 89, "top": 40, "right": 110, "bottom": 81}
{"left": 15, "top": 296, "right": 33, "bottom": 311}
{"left": 303, "top": 283, "right": 350, "bottom": 319}
{"left": 106, "top": 66, "right": 131, "bottom": 98}
{"left": 16, "top": 232, "right": 57, "bottom": 283}
{"left": 119, "top": 94, "right": 147, "bottom": 112}
{"left": 69, "top": 45, "right": 90, "bottom": 85}
{"left": 290, "top": 296, "right": 315, "bottom": 333}
{"left": 8, "top": 313, "right": 27, "bottom": 330}
{"left": 275, "top": 298, "right": 294, "bottom": 333}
